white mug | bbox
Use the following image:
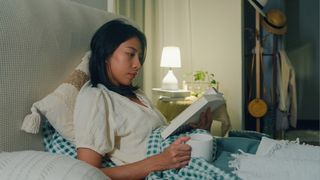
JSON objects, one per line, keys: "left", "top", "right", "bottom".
{"left": 186, "top": 133, "right": 214, "bottom": 162}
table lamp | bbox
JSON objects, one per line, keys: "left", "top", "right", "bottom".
{"left": 160, "top": 46, "right": 181, "bottom": 90}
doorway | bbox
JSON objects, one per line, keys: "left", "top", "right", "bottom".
{"left": 243, "top": 0, "right": 319, "bottom": 144}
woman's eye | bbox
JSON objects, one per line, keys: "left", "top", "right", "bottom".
{"left": 126, "top": 52, "right": 135, "bottom": 57}
{"left": 139, "top": 55, "right": 143, "bottom": 62}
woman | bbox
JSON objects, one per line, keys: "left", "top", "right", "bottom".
{"left": 74, "top": 19, "right": 213, "bottom": 180}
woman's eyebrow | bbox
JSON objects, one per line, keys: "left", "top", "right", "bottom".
{"left": 125, "top": 47, "right": 137, "bottom": 51}
{"left": 126, "top": 46, "right": 142, "bottom": 54}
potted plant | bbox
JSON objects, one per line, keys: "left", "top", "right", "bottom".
{"left": 184, "top": 70, "right": 217, "bottom": 97}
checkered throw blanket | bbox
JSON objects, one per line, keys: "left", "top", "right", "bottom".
{"left": 146, "top": 127, "right": 239, "bottom": 180}
{"left": 42, "top": 120, "right": 116, "bottom": 167}
{"left": 43, "top": 121, "right": 239, "bottom": 179}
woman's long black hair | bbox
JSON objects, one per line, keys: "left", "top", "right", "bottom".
{"left": 89, "top": 19, "right": 147, "bottom": 97}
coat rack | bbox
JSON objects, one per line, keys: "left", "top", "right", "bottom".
{"left": 248, "top": 10, "right": 268, "bottom": 132}
{"left": 255, "top": 11, "right": 262, "bottom": 132}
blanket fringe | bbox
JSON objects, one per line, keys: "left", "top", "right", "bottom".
{"left": 229, "top": 149, "right": 247, "bottom": 171}
{"left": 21, "top": 106, "right": 41, "bottom": 134}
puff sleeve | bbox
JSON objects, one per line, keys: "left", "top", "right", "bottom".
{"left": 73, "top": 83, "right": 115, "bottom": 156}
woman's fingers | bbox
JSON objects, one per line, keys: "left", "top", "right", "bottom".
{"left": 205, "top": 107, "right": 213, "bottom": 130}
{"left": 162, "top": 140, "right": 192, "bottom": 169}
{"left": 200, "top": 111, "right": 207, "bottom": 127}
{"left": 172, "top": 136, "right": 190, "bottom": 145}
{"left": 188, "top": 112, "right": 205, "bottom": 128}
{"left": 189, "top": 107, "right": 213, "bottom": 131}
{"left": 177, "top": 154, "right": 191, "bottom": 164}
{"left": 170, "top": 144, "right": 191, "bottom": 155}
{"left": 169, "top": 138, "right": 191, "bottom": 156}
{"left": 169, "top": 150, "right": 191, "bottom": 168}
{"left": 177, "top": 145, "right": 192, "bottom": 154}
{"left": 206, "top": 107, "right": 212, "bottom": 121}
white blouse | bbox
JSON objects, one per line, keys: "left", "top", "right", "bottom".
{"left": 73, "top": 81, "right": 166, "bottom": 165}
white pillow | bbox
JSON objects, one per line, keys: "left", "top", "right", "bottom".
{"left": 0, "top": 151, "right": 110, "bottom": 180}
{"left": 21, "top": 52, "right": 91, "bottom": 143}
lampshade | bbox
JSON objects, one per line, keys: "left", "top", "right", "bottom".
{"left": 160, "top": 46, "right": 181, "bottom": 68}
{"left": 160, "top": 46, "right": 181, "bottom": 90}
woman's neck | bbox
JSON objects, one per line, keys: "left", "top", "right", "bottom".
{"left": 128, "top": 96, "right": 147, "bottom": 107}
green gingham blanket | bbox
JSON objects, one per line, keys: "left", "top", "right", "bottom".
{"left": 43, "top": 120, "right": 239, "bottom": 179}
{"left": 146, "top": 127, "right": 239, "bottom": 180}
{"left": 42, "top": 120, "right": 116, "bottom": 167}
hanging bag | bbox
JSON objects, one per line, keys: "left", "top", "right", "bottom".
{"left": 248, "top": 98, "right": 267, "bottom": 118}
{"left": 248, "top": 52, "right": 268, "bottom": 118}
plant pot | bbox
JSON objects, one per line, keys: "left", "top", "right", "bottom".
{"left": 186, "top": 81, "right": 211, "bottom": 96}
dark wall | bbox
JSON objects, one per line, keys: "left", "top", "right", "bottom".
{"left": 285, "top": 0, "right": 319, "bottom": 122}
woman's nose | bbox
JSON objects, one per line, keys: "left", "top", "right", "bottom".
{"left": 133, "top": 55, "right": 141, "bottom": 69}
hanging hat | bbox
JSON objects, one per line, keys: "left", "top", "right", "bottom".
{"left": 262, "top": 9, "right": 287, "bottom": 35}
{"left": 248, "top": 0, "right": 268, "bottom": 17}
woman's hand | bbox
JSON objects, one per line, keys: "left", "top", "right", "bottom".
{"left": 154, "top": 136, "right": 191, "bottom": 170}
{"left": 189, "top": 107, "right": 213, "bottom": 131}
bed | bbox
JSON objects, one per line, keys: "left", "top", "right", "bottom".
{"left": 1, "top": 0, "right": 319, "bottom": 179}
{"left": 0, "top": 0, "right": 117, "bottom": 179}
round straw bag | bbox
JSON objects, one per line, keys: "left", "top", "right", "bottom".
{"left": 248, "top": 98, "right": 267, "bottom": 118}
{"left": 248, "top": 51, "right": 268, "bottom": 118}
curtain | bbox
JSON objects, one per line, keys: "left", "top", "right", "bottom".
{"left": 112, "top": 0, "right": 244, "bottom": 130}
{"left": 113, "top": 0, "right": 193, "bottom": 99}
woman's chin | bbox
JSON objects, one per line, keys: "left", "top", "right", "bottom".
{"left": 120, "top": 82, "right": 133, "bottom": 87}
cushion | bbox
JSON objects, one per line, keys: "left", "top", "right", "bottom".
{"left": 21, "top": 52, "right": 90, "bottom": 142}
{"left": 0, "top": 150, "right": 110, "bottom": 180}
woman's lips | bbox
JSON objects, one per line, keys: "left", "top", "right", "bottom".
{"left": 128, "top": 72, "right": 137, "bottom": 78}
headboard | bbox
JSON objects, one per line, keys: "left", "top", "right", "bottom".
{"left": 0, "top": 0, "right": 121, "bottom": 151}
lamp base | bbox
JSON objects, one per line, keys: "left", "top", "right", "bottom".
{"left": 162, "top": 69, "right": 178, "bottom": 90}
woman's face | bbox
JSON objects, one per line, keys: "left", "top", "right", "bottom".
{"left": 106, "top": 37, "right": 142, "bottom": 86}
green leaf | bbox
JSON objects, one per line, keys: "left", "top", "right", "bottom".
{"left": 193, "top": 70, "right": 206, "bottom": 81}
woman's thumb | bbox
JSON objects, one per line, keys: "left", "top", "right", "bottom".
{"left": 172, "top": 136, "right": 190, "bottom": 145}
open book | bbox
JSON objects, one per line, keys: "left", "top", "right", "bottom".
{"left": 161, "top": 88, "right": 225, "bottom": 139}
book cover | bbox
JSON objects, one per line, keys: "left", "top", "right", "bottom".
{"left": 161, "top": 88, "right": 225, "bottom": 139}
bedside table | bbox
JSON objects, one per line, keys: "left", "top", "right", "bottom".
{"left": 152, "top": 88, "right": 192, "bottom": 122}
{"left": 156, "top": 96, "right": 197, "bottom": 122}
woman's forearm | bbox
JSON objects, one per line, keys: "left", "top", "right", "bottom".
{"left": 101, "top": 155, "right": 162, "bottom": 180}
{"left": 78, "top": 136, "right": 191, "bottom": 179}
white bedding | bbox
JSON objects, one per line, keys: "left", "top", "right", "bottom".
{"left": 0, "top": 151, "right": 109, "bottom": 180}
{"left": 229, "top": 137, "right": 320, "bottom": 180}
